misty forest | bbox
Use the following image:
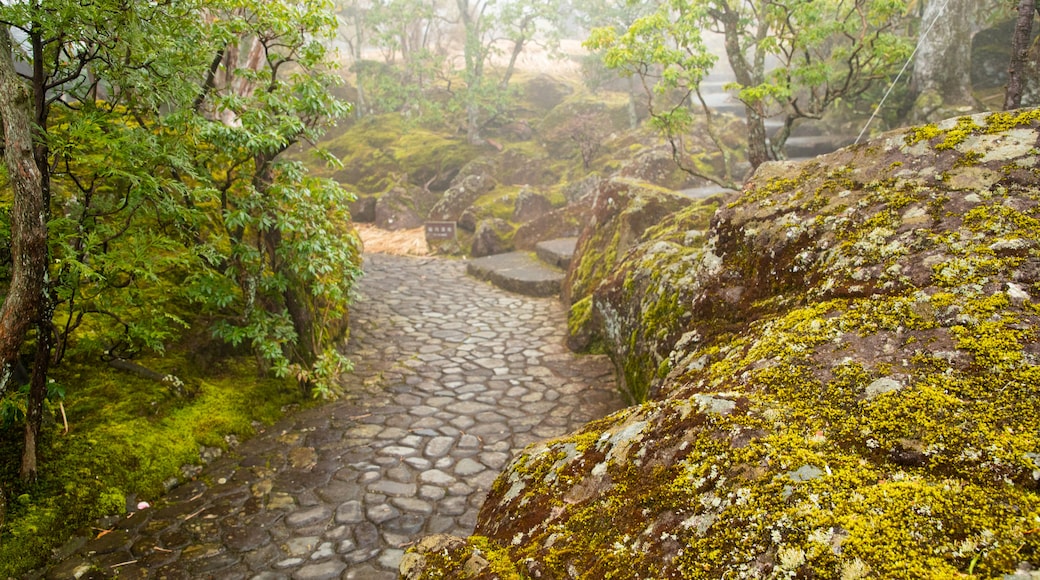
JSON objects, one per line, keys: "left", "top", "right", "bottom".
{"left": 2, "top": 0, "right": 1040, "bottom": 577}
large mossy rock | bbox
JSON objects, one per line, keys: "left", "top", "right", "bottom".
{"left": 562, "top": 178, "right": 697, "bottom": 353}
{"left": 403, "top": 110, "right": 1040, "bottom": 579}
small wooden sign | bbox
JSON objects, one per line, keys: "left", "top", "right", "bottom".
{"left": 425, "top": 221, "right": 457, "bottom": 240}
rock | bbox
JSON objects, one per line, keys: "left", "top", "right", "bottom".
{"left": 521, "top": 74, "right": 573, "bottom": 113}
{"left": 411, "top": 109, "right": 1040, "bottom": 578}
{"left": 561, "top": 177, "right": 700, "bottom": 363}
{"left": 562, "top": 174, "right": 603, "bottom": 204}
{"left": 428, "top": 159, "right": 497, "bottom": 222}
{"left": 375, "top": 186, "right": 425, "bottom": 230}
{"left": 350, "top": 195, "right": 377, "bottom": 223}
{"left": 400, "top": 534, "right": 516, "bottom": 580}
{"left": 495, "top": 149, "right": 557, "bottom": 188}
{"left": 512, "top": 202, "right": 589, "bottom": 251}
{"left": 457, "top": 206, "right": 485, "bottom": 233}
{"left": 470, "top": 218, "right": 512, "bottom": 258}
{"left": 618, "top": 145, "right": 700, "bottom": 190}
{"left": 512, "top": 189, "right": 553, "bottom": 223}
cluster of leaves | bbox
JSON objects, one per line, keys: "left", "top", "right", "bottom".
{"left": 586, "top": 0, "right": 913, "bottom": 184}
{"left": 335, "top": 0, "right": 569, "bottom": 141}
{"left": 2, "top": 0, "right": 360, "bottom": 397}
{"left": 0, "top": 0, "right": 363, "bottom": 572}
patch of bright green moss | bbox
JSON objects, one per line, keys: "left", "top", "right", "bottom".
{"left": 0, "top": 358, "right": 301, "bottom": 577}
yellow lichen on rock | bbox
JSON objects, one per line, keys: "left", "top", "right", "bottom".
{"left": 405, "top": 110, "right": 1040, "bottom": 579}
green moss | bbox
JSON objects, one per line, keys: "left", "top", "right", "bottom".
{"left": 568, "top": 296, "right": 593, "bottom": 338}
{"left": 935, "top": 117, "right": 983, "bottom": 151}
{"left": 0, "top": 358, "right": 300, "bottom": 577}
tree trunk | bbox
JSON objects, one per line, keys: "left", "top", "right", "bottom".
{"left": 718, "top": 6, "right": 769, "bottom": 170}
{"left": 21, "top": 318, "right": 52, "bottom": 482}
{"left": 1006, "top": 0, "right": 1037, "bottom": 110}
{"left": 625, "top": 76, "right": 639, "bottom": 130}
{"left": 742, "top": 104, "right": 770, "bottom": 170}
{"left": 353, "top": 11, "right": 366, "bottom": 119}
{"left": 910, "top": 0, "right": 997, "bottom": 121}
{"left": 0, "top": 29, "right": 47, "bottom": 398}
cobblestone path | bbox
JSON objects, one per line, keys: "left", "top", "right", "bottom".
{"left": 39, "top": 253, "right": 621, "bottom": 579}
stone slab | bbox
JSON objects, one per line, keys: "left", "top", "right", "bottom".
{"left": 534, "top": 237, "right": 578, "bottom": 270}
{"left": 465, "top": 252, "right": 564, "bottom": 297}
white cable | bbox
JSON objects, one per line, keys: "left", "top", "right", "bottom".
{"left": 855, "top": 0, "right": 953, "bottom": 144}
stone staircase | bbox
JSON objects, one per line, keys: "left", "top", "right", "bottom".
{"left": 466, "top": 237, "right": 577, "bottom": 297}
{"left": 699, "top": 74, "right": 855, "bottom": 160}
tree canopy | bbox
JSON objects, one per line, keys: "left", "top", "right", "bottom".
{"left": 586, "top": 0, "right": 912, "bottom": 186}
{"left": 0, "top": 0, "right": 361, "bottom": 487}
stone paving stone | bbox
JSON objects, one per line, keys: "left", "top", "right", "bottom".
{"left": 454, "top": 458, "right": 485, "bottom": 476}
{"left": 36, "top": 253, "right": 621, "bottom": 579}
{"left": 292, "top": 559, "right": 346, "bottom": 580}
{"left": 334, "top": 501, "right": 363, "bottom": 524}
{"left": 368, "top": 480, "right": 416, "bottom": 497}
{"left": 285, "top": 506, "right": 331, "bottom": 528}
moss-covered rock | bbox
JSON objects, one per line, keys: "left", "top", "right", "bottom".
{"left": 320, "top": 115, "right": 480, "bottom": 195}
{"left": 562, "top": 178, "right": 697, "bottom": 355}
{"left": 404, "top": 110, "right": 1040, "bottom": 579}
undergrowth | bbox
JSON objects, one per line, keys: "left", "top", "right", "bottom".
{"left": 0, "top": 356, "right": 302, "bottom": 577}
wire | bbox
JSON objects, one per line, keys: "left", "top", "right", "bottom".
{"left": 854, "top": 0, "right": 953, "bottom": 145}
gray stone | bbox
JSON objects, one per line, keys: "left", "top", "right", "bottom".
{"left": 454, "top": 458, "right": 485, "bottom": 476}
{"left": 425, "top": 436, "right": 455, "bottom": 458}
{"left": 292, "top": 559, "right": 346, "bottom": 580}
{"left": 285, "top": 506, "right": 331, "bottom": 528}
{"left": 366, "top": 503, "right": 399, "bottom": 524}
{"left": 419, "top": 469, "right": 455, "bottom": 485}
{"left": 368, "top": 480, "right": 417, "bottom": 497}
{"left": 390, "top": 497, "right": 434, "bottom": 515}
{"left": 335, "top": 501, "right": 363, "bottom": 524}
{"left": 285, "top": 536, "right": 321, "bottom": 557}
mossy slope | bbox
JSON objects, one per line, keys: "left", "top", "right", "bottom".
{"left": 403, "top": 110, "right": 1040, "bottom": 579}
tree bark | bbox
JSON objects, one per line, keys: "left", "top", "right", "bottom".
{"left": 1006, "top": 0, "right": 1037, "bottom": 110}
{"left": 21, "top": 318, "right": 51, "bottom": 482}
{"left": 0, "top": 29, "right": 47, "bottom": 398}
{"left": 911, "top": 0, "right": 997, "bottom": 121}
{"left": 718, "top": 5, "right": 769, "bottom": 170}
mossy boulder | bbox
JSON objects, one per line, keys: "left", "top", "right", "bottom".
{"left": 319, "top": 114, "right": 479, "bottom": 194}
{"left": 374, "top": 184, "right": 428, "bottom": 230}
{"left": 590, "top": 197, "right": 723, "bottom": 403}
{"left": 471, "top": 218, "right": 514, "bottom": 258}
{"left": 428, "top": 158, "right": 498, "bottom": 221}
{"left": 403, "top": 110, "right": 1040, "bottom": 579}
{"left": 562, "top": 178, "right": 695, "bottom": 344}
{"left": 512, "top": 189, "right": 554, "bottom": 223}
{"left": 512, "top": 203, "right": 589, "bottom": 251}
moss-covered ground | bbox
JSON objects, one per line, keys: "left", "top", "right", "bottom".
{"left": 0, "top": 356, "right": 302, "bottom": 577}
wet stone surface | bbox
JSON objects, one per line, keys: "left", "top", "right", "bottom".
{"left": 36, "top": 253, "right": 620, "bottom": 579}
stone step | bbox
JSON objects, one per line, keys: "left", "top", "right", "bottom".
{"left": 535, "top": 238, "right": 578, "bottom": 270}
{"left": 466, "top": 252, "right": 564, "bottom": 297}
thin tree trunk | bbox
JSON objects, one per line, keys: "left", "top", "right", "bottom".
{"left": 1006, "top": 0, "right": 1036, "bottom": 110}
{"left": 625, "top": 76, "right": 639, "bottom": 130}
{"left": 719, "top": 7, "right": 769, "bottom": 170}
{"left": 21, "top": 318, "right": 52, "bottom": 482}
{"left": 0, "top": 29, "right": 47, "bottom": 398}
{"left": 353, "top": 11, "right": 366, "bottom": 119}
{"left": 499, "top": 31, "right": 527, "bottom": 90}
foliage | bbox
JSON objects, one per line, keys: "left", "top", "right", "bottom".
{"left": 182, "top": 0, "right": 361, "bottom": 399}
{"left": 586, "top": 0, "right": 912, "bottom": 181}
{"left": 0, "top": 358, "right": 301, "bottom": 577}
{"left": 0, "top": 0, "right": 361, "bottom": 571}
{"left": 336, "top": 0, "right": 571, "bottom": 139}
